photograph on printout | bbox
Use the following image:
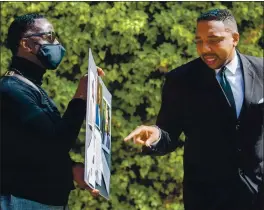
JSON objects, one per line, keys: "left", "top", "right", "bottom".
{"left": 102, "top": 98, "right": 111, "bottom": 154}
{"left": 85, "top": 49, "right": 112, "bottom": 200}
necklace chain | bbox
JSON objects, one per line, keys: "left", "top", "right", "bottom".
{"left": 11, "top": 68, "right": 24, "bottom": 76}
{"left": 9, "top": 68, "right": 55, "bottom": 111}
{"left": 10, "top": 68, "right": 38, "bottom": 84}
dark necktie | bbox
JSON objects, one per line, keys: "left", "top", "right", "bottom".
{"left": 219, "top": 66, "right": 236, "bottom": 116}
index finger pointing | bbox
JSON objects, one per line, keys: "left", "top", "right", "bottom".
{"left": 124, "top": 127, "right": 143, "bottom": 142}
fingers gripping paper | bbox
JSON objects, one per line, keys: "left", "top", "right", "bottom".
{"left": 85, "top": 49, "right": 112, "bottom": 199}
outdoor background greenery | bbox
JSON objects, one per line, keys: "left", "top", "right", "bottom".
{"left": 1, "top": 2, "right": 263, "bottom": 210}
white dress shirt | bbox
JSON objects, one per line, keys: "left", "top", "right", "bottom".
{"left": 215, "top": 53, "right": 245, "bottom": 118}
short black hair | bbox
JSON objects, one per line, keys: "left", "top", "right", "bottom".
{"left": 197, "top": 9, "right": 238, "bottom": 32}
{"left": 7, "top": 13, "right": 45, "bottom": 55}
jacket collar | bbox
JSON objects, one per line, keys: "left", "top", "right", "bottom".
{"left": 237, "top": 52, "right": 255, "bottom": 107}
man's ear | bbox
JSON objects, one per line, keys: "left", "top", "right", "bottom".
{"left": 232, "top": 32, "right": 239, "bottom": 47}
{"left": 19, "top": 38, "right": 33, "bottom": 53}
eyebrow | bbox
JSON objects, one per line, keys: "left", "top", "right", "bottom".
{"left": 207, "top": 35, "right": 224, "bottom": 38}
{"left": 195, "top": 35, "right": 224, "bottom": 39}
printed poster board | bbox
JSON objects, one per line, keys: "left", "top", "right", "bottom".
{"left": 85, "top": 48, "right": 112, "bottom": 199}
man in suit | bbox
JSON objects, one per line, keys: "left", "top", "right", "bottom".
{"left": 124, "top": 9, "right": 263, "bottom": 210}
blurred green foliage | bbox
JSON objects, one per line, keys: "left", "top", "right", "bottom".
{"left": 1, "top": 2, "right": 263, "bottom": 210}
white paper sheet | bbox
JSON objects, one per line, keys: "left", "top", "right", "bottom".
{"left": 94, "top": 128, "right": 103, "bottom": 186}
{"left": 102, "top": 152, "right": 110, "bottom": 194}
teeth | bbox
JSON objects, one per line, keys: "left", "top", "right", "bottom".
{"left": 204, "top": 57, "right": 216, "bottom": 63}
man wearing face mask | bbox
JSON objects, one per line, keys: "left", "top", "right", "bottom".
{"left": 0, "top": 14, "right": 103, "bottom": 209}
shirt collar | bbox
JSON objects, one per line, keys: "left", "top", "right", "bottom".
{"left": 215, "top": 52, "right": 239, "bottom": 75}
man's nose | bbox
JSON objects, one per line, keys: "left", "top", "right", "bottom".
{"left": 201, "top": 42, "right": 211, "bottom": 53}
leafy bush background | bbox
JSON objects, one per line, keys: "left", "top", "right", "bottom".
{"left": 1, "top": 2, "right": 263, "bottom": 210}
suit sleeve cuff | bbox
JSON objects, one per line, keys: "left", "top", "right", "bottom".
{"left": 150, "top": 125, "right": 161, "bottom": 146}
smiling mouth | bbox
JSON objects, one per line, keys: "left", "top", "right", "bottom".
{"left": 203, "top": 56, "right": 218, "bottom": 65}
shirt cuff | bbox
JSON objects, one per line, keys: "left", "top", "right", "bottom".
{"left": 150, "top": 125, "right": 161, "bottom": 146}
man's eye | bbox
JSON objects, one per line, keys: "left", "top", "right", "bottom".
{"left": 194, "top": 40, "right": 202, "bottom": 44}
{"left": 208, "top": 39, "right": 221, "bottom": 44}
{"left": 42, "top": 34, "right": 51, "bottom": 41}
{"left": 43, "top": 32, "right": 56, "bottom": 43}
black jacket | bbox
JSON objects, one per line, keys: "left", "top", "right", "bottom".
{"left": 0, "top": 56, "right": 86, "bottom": 205}
{"left": 145, "top": 53, "right": 264, "bottom": 210}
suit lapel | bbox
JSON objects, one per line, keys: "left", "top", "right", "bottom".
{"left": 197, "top": 59, "right": 236, "bottom": 119}
{"left": 238, "top": 53, "right": 256, "bottom": 108}
{"left": 198, "top": 59, "right": 230, "bottom": 106}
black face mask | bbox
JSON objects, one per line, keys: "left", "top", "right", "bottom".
{"left": 32, "top": 43, "right": 66, "bottom": 70}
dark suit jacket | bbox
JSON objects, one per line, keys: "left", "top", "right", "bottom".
{"left": 146, "top": 53, "right": 263, "bottom": 210}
